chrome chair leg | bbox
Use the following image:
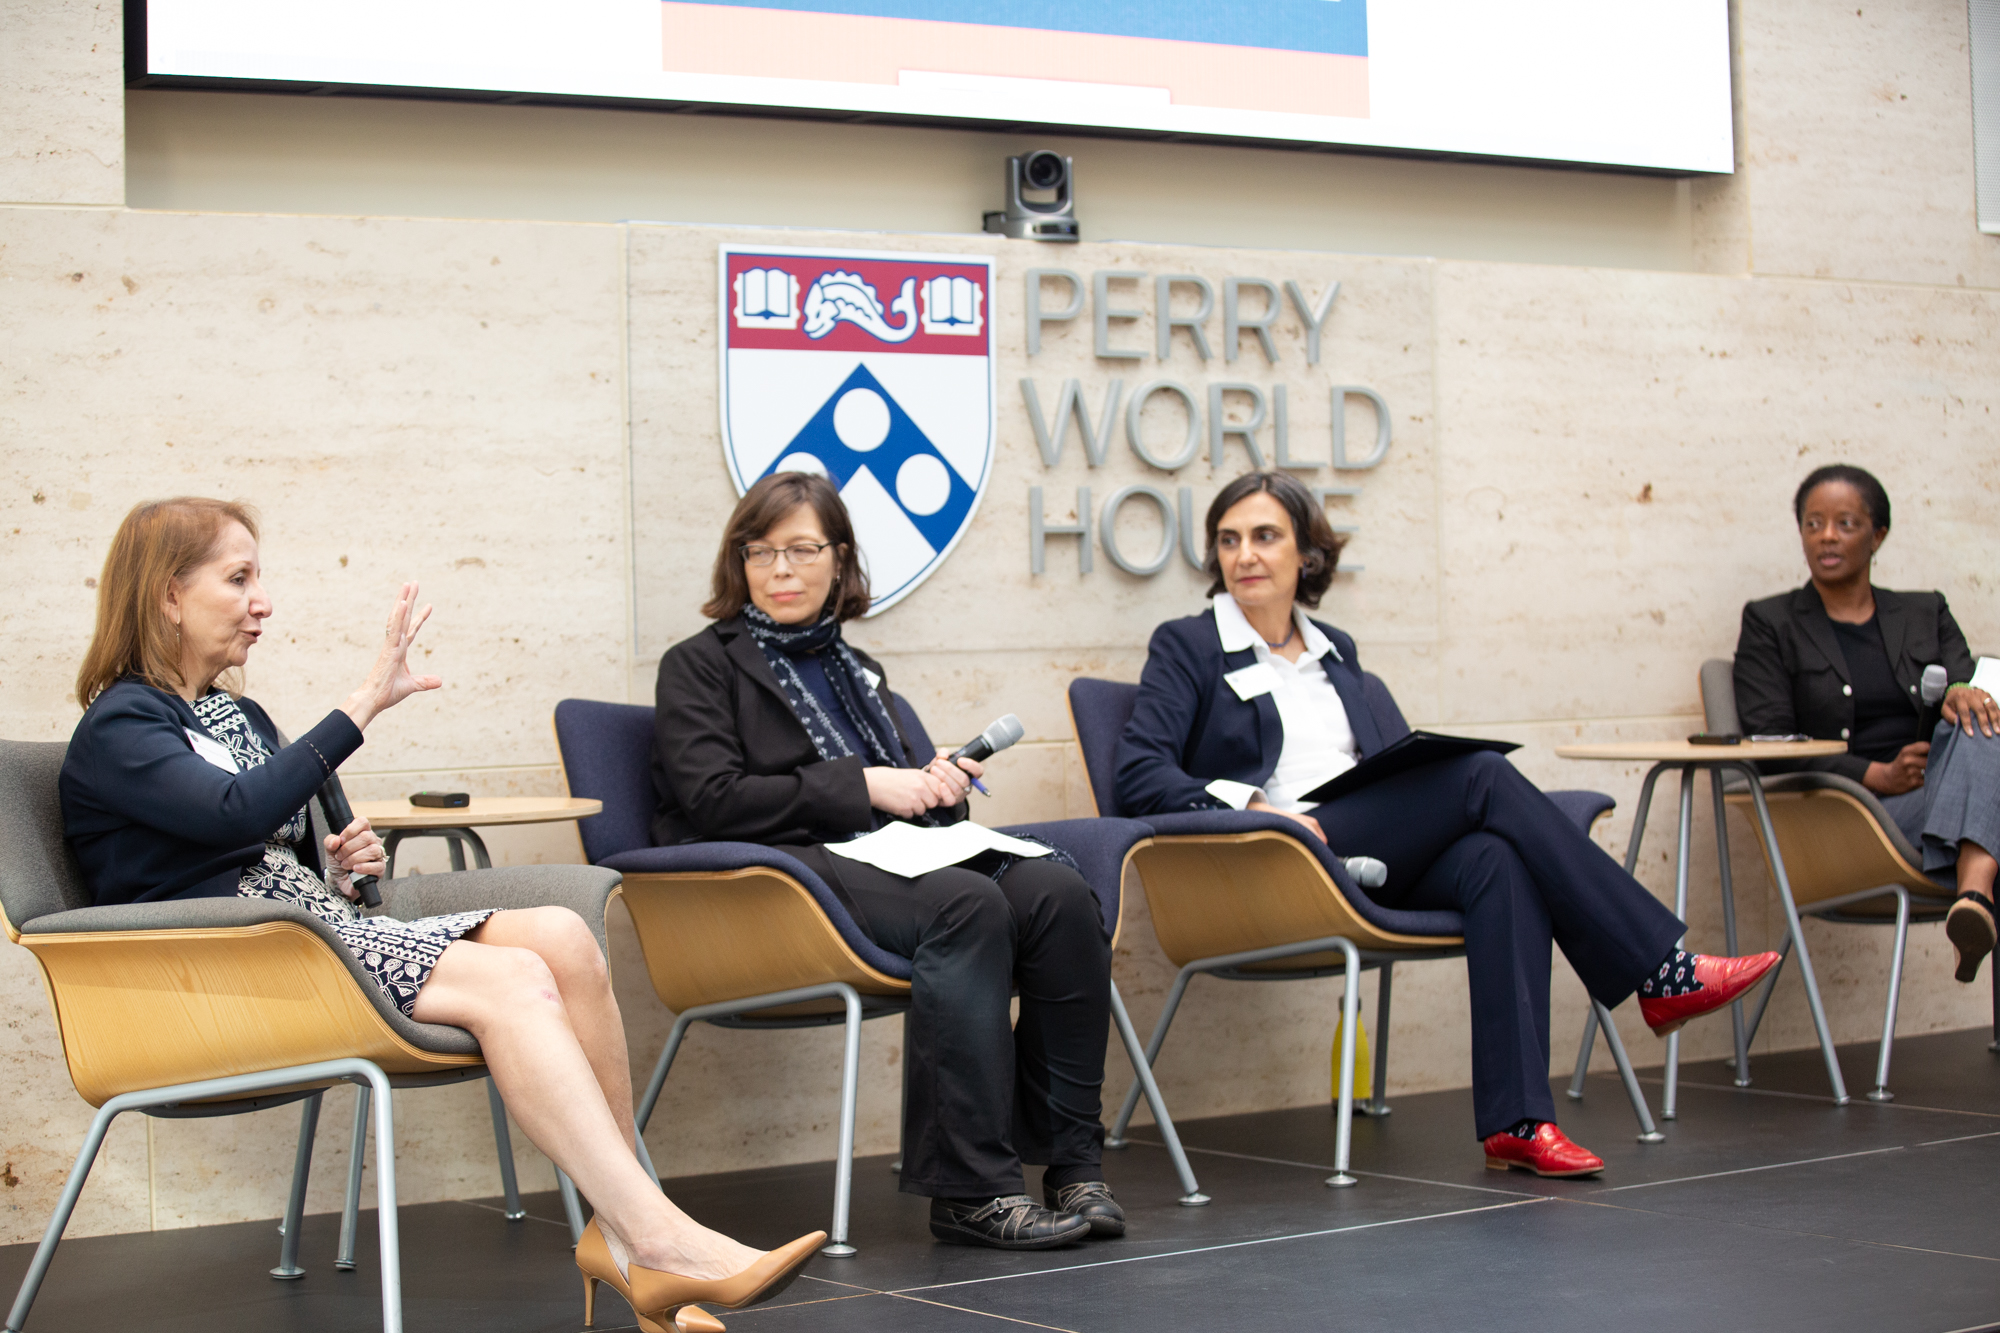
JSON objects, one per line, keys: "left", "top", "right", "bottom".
{"left": 1567, "top": 1007, "right": 1597, "bottom": 1101}
{"left": 821, "top": 985, "right": 863, "bottom": 1257}
{"left": 1596, "top": 1001, "right": 1665, "bottom": 1144}
{"left": 337, "top": 1083, "right": 369, "bottom": 1270}
{"left": 1868, "top": 887, "right": 1912, "bottom": 1102}
{"left": 1326, "top": 942, "right": 1362, "bottom": 1188}
{"left": 556, "top": 1170, "right": 585, "bottom": 1244}
{"left": 1360, "top": 963, "right": 1393, "bottom": 1118}
{"left": 1663, "top": 769, "right": 1693, "bottom": 1121}
{"left": 486, "top": 1080, "right": 525, "bottom": 1220}
{"left": 1108, "top": 981, "right": 1206, "bottom": 1205}
{"left": 1736, "top": 766, "right": 1850, "bottom": 1104}
{"left": 1711, "top": 771, "right": 1751, "bottom": 1086}
{"left": 1108, "top": 965, "right": 1199, "bottom": 1145}
{"left": 271, "top": 1093, "right": 322, "bottom": 1279}
{"left": 5, "top": 1099, "right": 120, "bottom": 1331}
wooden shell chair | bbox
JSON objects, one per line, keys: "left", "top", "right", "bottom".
{"left": 0, "top": 737, "right": 621, "bottom": 1333}
{"left": 1698, "top": 658, "right": 1973, "bottom": 1099}
{"left": 1068, "top": 677, "right": 1667, "bottom": 1189}
{"left": 551, "top": 696, "right": 1198, "bottom": 1251}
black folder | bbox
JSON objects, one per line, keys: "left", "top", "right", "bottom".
{"left": 1299, "top": 731, "right": 1520, "bottom": 805}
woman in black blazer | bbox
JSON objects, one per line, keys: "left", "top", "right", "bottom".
{"left": 1117, "top": 471, "right": 1779, "bottom": 1178}
{"left": 61, "top": 498, "right": 816, "bottom": 1329}
{"left": 1734, "top": 464, "right": 2000, "bottom": 982}
{"left": 651, "top": 472, "right": 1119, "bottom": 1250}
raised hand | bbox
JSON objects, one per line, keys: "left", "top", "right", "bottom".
{"left": 343, "top": 582, "right": 443, "bottom": 731}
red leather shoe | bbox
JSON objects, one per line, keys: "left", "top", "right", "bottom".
{"left": 1637, "top": 951, "right": 1781, "bottom": 1037}
{"left": 1482, "top": 1123, "right": 1603, "bottom": 1178}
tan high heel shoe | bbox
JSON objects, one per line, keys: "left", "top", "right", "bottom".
{"left": 578, "top": 1218, "right": 826, "bottom": 1333}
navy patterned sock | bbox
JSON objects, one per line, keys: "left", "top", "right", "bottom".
{"left": 1637, "top": 948, "right": 1705, "bottom": 999}
{"left": 1506, "top": 1118, "right": 1542, "bottom": 1140}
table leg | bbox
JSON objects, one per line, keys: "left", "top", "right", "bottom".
{"left": 1568, "top": 762, "right": 1668, "bottom": 1100}
{"left": 1734, "top": 764, "right": 1850, "bottom": 1105}
{"left": 1663, "top": 767, "right": 1693, "bottom": 1121}
{"left": 1710, "top": 770, "right": 1750, "bottom": 1087}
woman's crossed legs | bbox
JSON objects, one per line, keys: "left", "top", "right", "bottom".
{"left": 411, "top": 906, "right": 760, "bottom": 1280}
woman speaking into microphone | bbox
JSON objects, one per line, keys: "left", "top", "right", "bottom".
{"left": 650, "top": 472, "right": 1121, "bottom": 1249}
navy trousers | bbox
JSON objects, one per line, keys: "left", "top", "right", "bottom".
{"left": 1306, "top": 750, "right": 1685, "bottom": 1138}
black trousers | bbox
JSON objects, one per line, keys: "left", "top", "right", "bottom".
{"left": 789, "top": 847, "right": 1112, "bottom": 1198}
{"left": 1305, "top": 751, "right": 1685, "bottom": 1139}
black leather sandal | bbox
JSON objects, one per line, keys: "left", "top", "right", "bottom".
{"left": 1946, "top": 890, "right": 1997, "bottom": 983}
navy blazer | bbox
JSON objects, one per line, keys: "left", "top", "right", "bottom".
{"left": 1114, "top": 606, "right": 1387, "bottom": 817}
{"left": 59, "top": 678, "right": 362, "bottom": 905}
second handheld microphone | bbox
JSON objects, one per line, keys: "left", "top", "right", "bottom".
{"left": 949, "top": 713, "right": 1025, "bottom": 765}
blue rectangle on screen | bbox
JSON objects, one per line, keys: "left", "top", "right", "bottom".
{"left": 676, "top": 0, "right": 1369, "bottom": 58}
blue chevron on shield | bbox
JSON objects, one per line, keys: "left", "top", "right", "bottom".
{"left": 718, "top": 245, "right": 996, "bottom": 615}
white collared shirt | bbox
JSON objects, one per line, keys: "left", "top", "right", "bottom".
{"left": 1204, "top": 593, "right": 1358, "bottom": 814}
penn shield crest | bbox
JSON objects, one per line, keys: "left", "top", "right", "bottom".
{"left": 719, "top": 246, "right": 996, "bottom": 615}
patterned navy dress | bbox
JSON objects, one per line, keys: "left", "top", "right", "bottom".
{"left": 191, "top": 691, "right": 494, "bottom": 1017}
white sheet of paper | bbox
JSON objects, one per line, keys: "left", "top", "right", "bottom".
{"left": 184, "top": 728, "right": 240, "bottom": 773}
{"left": 1224, "top": 662, "right": 1278, "bottom": 701}
{"left": 1969, "top": 657, "right": 2000, "bottom": 699}
{"left": 826, "top": 821, "right": 1052, "bottom": 879}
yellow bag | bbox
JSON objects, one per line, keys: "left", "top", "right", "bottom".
{"left": 1330, "top": 1016, "right": 1372, "bottom": 1102}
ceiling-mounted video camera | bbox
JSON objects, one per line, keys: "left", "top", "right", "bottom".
{"left": 983, "top": 151, "right": 1079, "bottom": 242}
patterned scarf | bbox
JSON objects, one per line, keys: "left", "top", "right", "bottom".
{"left": 741, "top": 605, "right": 910, "bottom": 771}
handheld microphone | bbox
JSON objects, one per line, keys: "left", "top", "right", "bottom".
{"left": 1919, "top": 663, "right": 1949, "bottom": 739}
{"left": 1343, "top": 856, "right": 1388, "bottom": 890}
{"left": 949, "top": 714, "right": 1025, "bottom": 765}
{"left": 317, "top": 776, "right": 383, "bottom": 910}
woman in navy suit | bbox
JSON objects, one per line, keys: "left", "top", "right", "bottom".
{"left": 60, "top": 497, "right": 818, "bottom": 1329}
{"left": 1116, "top": 471, "right": 1778, "bottom": 1177}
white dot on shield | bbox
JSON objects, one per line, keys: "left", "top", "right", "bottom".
{"left": 832, "top": 388, "right": 891, "bottom": 452}
{"left": 896, "top": 454, "right": 950, "bottom": 516}
{"left": 774, "top": 452, "right": 827, "bottom": 477}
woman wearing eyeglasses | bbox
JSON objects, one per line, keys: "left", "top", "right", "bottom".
{"left": 1734, "top": 464, "right": 2000, "bottom": 982}
{"left": 649, "top": 471, "right": 1121, "bottom": 1251}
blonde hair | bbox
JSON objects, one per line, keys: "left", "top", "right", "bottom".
{"left": 76, "top": 497, "right": 261, "bottom": 706}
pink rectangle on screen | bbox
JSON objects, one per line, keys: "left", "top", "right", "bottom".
{"left": 726, "top": 252, "right": 992, "bottom": 356}
{"left": 661, "top": 3, "right": 1369, "bottom": 119}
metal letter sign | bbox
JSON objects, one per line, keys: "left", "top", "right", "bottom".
{"left": 719, "top": 245, "right": 996, "bottom": 615}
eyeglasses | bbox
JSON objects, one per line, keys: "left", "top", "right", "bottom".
{"left": 740, "top": 541, "right": 834, "bottom": 568}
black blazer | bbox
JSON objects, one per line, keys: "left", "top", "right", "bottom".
{"left": 59, "top": 678, "right": 360, "bottom": 905}
{"left": 649, "top": 616, "right": 963, "bottom": 847}
{"left": 1114, "top": 606, "right": 1387, "bottom": 817}
{"left": 1733, "top": 584, "right": 1974, "bottom": 782}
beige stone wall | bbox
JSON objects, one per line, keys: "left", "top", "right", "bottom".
{"left": 2, "top": 0, "right": 1995, "bottom": 1244}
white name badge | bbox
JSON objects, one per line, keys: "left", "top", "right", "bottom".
{"left": 1224, "top": 663, "right": 1279, "bottom": 701}
{"left": 184, "top": 728, "right": 240, "bottom": 773}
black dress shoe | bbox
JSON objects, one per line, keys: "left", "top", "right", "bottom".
{"left": 1044, "top": 1181, "right": 1125, "bottom": 1238}
{"left": 929, "top": 1195, "right": 1090, "bottom": 1250}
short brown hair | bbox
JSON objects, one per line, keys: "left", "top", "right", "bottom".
{"left": 1202, "top": 470, "right": 1347, "bottom": 609}
{"left": 702, "top": 472, "right": 871, "bottom": 622}
{"left": 76, "top": 497, "right": 262, "bottom": 706}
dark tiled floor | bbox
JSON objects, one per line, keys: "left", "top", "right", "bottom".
{"left": 4, "top": 1030, "right": 1997, "bottom": 1333}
